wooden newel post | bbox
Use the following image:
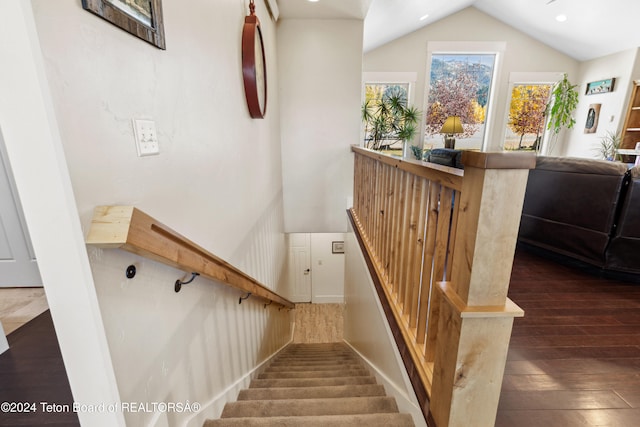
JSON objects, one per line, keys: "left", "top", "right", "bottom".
{"left": 429, "top": 151, "right": 536, "bottom": 427}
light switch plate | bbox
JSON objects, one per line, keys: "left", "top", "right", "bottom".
{"left": 133, "top": 119, "right": 159, "bottom": 156}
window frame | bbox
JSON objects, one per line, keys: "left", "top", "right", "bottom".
{"left": 361, "top": 72, "right": 418, "bottom": 150}
{"left": 424, "top": 42, "right": 505, "bottom": 151}
{"left": 500, "top": 72, "right": 564, "bottom": 155}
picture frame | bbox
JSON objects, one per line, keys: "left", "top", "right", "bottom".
{"left": 585, "top": 78, "right": 615, "bottom": 95}
{"left": 82, "top": 0, "right": 166, "bottom": 50}
{"left": 331, "top": 241, "right": 345, "bottom": 254}
{"left": 584, "top": 103, "right": 601, "bottom": 134}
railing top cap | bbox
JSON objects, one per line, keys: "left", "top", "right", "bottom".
{"left": 352, "top": 145, "right": 536, "bottom": 171}
{"left": 462, "top": 151, "right": 536, "bottom": 170}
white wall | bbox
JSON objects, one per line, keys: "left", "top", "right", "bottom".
{"left": 363, "top": 7, "right": 579, "bottom": 152}
{"left": 563, "top": 48, "right": 640, "bottom": 158}
{"left": 0, "top": 1, "right": 124, "bottom": 425}
{"left": 26, "top": 0, "right": 293, "bottom": 425}
{"left": 278, "top": 19, "right": 362, "bottom": 233}
{"left": 310, "top": 233, "right": 345, "bottom": 303}
{"left": 343, "top": 226, "right": 426, "bottom": 427}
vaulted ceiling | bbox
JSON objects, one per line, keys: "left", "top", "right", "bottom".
{"left": 277, "top": 0, "right": 640, "bottom": 61}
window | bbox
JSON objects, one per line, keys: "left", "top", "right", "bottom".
{"left": 500, "top": 72, "right": 562, "bottom": 154}
{"left": 504, "top": 84, "right": 552, "bottom": 151}
{"left": 362, "top": 83, "right": 409, "bottom": 151}
{"left": 425, "top": 53, "right": 497, "bottom": 150}
{"left": 362, "top": 72, "right": 417, "bottom": 154}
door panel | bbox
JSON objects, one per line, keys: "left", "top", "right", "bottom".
{"left": 289, "top": 233, "right": 311, "bottom": 302}
{"left": 0, "top": 131, "right": 40, "bottom": 287}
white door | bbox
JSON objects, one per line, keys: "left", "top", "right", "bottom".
{"left": 289, "top": 233, "right": 311, "bottom": 302}
{"left": 0, "top": 130, "right": 41, "bottom": 286}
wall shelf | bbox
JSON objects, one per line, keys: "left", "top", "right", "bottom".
{"left": 86, "top": 206, "right": 295, "bottom": 308}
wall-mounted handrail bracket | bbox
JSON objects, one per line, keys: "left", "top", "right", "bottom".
{"left": 125, "top": 265, "right": 136, "bottom": 279}
{"left": 239, "top": 292, "right": 251, "bottom": 304}
{"left": 174, "top": 272, "right": 200, "bottom": 293}
{"left": 263, "top": 301, "right": 272, "bottom": 309}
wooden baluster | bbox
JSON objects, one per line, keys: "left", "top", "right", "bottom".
{"left": 397, "top": 173, "right": 414, "bottom": 308}
{"left": 408, "top": 177, "right": 428, "bottom": 329}
{"left": 423, "top": 185, "right": 454, "bottom": 359}
{"left": 380, "top": 164, "right": 392, "bottom": 279}
{"left": 373, "top": 160, "right": 383, "bottom": 265}
{"left": 390, "top": 169, "right": 406, "bottom": 296}
{"left": 416, "top": 181, "right": 440, "bottom": 344}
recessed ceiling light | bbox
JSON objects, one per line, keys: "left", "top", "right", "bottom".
{"left": 419, "top": 14, "right": 429, "bottom": 21}
{"left": 556, "top": 14, "right": 567, "bottom": 22}
{"left": 307, "top": 0, "right": 319, "bottom": 2}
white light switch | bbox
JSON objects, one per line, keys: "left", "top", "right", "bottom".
{"left": 133, "top": 119, "right": 159, "bottom": 156}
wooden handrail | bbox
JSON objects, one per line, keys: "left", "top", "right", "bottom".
{"left": 85, "top": 206, "right": 295, "bottom": 309}
{"left": 350, "top": 146, "right": 535, "bottom": 427}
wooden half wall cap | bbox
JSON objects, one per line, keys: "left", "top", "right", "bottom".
{"left": 462, "top": 151, "right": 537, "bottom": 170}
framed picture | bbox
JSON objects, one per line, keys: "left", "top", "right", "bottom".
{"left": 584, "top": 103, "right": 601, "bottom": 134}
{"left": 332, "top": 241, "right": 345, "bottom": 254}
{"left": 585, "top": 78, "right": 615, "bottom": 95}
{"left": 82, "top": 0, "right": 166, "bottom": 49}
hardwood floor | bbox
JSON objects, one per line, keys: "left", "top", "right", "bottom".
{"left": 0, "top": 310, "right": 79, "bottom": 426}
{"left": 496, "top": 248, "right": 640, "bottom": 426}
{"left": 0, "top": 287, "right": 48, "bottom": 334}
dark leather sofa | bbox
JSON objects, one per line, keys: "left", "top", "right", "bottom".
{"left": 518, "top": 156, "right": 640, "bottom": 275}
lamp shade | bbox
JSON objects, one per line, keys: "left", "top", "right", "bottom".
{"left": 440, "top": 116, "right": 463, "bottom": 134}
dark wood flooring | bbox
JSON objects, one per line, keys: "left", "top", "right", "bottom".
{"left": 0, "top": 310, "right": 79, "bottom": 427}
{"left": 496, "top": 248, "right": 640, "bottom": 427}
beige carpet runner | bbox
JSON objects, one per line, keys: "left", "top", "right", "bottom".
{"left": 204, "top": 342, "right": 415, "bottom": 426}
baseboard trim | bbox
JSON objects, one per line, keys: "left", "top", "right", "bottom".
{"left": 181, "top": 338, "right": 293, "bottom": 427}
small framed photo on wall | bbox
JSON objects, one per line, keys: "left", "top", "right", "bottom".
{"left": 584, "top": 103, "right": 601, "bottom": 134}
{"left": 332, "top": 241, "right": 345, "bottom": 254}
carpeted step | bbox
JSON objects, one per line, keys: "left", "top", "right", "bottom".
{"left": 238, "top": 384, "right": 386, "bottom": 400}
{"left": 258, "top": 368, "right": 368, "bottom": 379}
{"left": 203, "top": 343, "right": 416, "bottom": 427}
{"left": 220, "top": 396, "right": 399, "bottom": 418}
{"left": 264, "top": 363, "right": 363, "bottom": 372}
{"left": 272, "top": 355, "right": 357, "bottom": 362}
{"left": 204, "top": 413, "right": 415, "bottom": 427}
{"left": 249, "top": 376, "right": 377, "bottom": 389}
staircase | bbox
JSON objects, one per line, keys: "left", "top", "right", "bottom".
{"left": 204, "top": 342, "right": 415, "bottom": 426}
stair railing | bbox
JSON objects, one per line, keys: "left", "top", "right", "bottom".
{"left": 349, "top": 146, "right": 535, "bottom": 427}
{"left": 86, "top": 206, "right": 295, "bottom": 309}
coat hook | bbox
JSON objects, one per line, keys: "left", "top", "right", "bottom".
{"left": 174, "top": 272, "right": 200, "bottom": 293}
{"left": 263, "top": 301, "right": 272, "bottom": 309}
{"left": 239, "top": 292, "right": 252, "bottom": 304}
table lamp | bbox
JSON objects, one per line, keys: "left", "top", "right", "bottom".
{"left": 440, "top": 116, "right": 463, "bottom": 149}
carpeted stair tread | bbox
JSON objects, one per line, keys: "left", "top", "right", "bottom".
{"left": 238, "top": 384, "right": 386, "bottom": 400}
{"left": 249, "top": 376, "right": 377, "bottom": 388}
{"left": 204, "top": 413, "right": 415, "bottom": 426}
{"left": 264, "top": 363, "right": 364, "bottom": 372}
{"left": 258, "top": 368, "right": 368, "bottom": 379}
{"left": 273, "top": 355, "right": 357, "bottom": 362}
{"left": 220, "top": 396, "right": 399, "bottom": 418}
{"left": 203, "top": 343, "right": 416, "bottom": 426}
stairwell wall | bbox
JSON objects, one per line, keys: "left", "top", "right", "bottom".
{"left": 343, "top": 226, "right": 427, "bottom": 427}
{"left": 29, "top": 0, "right": 292, "bottom": 425}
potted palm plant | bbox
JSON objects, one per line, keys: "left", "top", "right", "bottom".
{"left": 362, "top": 93, "right": 421, "bottom": 156}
